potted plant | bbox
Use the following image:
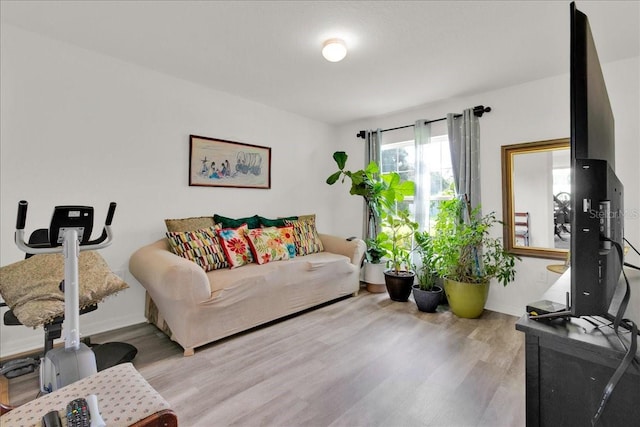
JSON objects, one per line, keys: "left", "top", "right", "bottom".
{"left": 327, "top": 151, "right": 415, "bottom": 295}
{"left": 378, "top": 208, "right": 418, "bottom": 302}
{"left": 412, "top": 230, "right": 443, "bottom": 312}
{"left": 326, "top": 152, "right": 386, "bottom": 235}
{"left": 362, "top": 235, "right": 387, "bottom": 293}
{"left": 431, "top": 197, "right": 518, "bottom": 318}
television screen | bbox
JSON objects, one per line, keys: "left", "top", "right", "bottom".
{"left": 569, "top": 2, "right": 624, "bottom": 317}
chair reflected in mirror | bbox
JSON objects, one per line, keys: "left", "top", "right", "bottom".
{"left": 554, "top": 191, "right": 571, "bottom": 249}
{"left": 514, "top": 212, "right": 530, "bottom": 247}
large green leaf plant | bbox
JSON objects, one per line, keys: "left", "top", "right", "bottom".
{"left": 327, "top": 151, "right": 416, "bottom": 273}
{"left": 414, "top": 230, "right": 438, "bottom": 290}
{"left": 431, "top": 197, "right": 518, "bottom": 287}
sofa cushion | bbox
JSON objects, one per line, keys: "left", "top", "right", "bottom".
{"left": 203, "top": 250, "right": 355, "bottom": 298}
{"left": 246, "top": 226, "right": 296, "bottom": 265}
{"left": 284, "top": 217, "right": 324, "bottom": 256}
{"left": 165, "top": 216, "right": 215, "bottom": 232}
{"left": 166, "top": 226, "right": 229, "bottom": 271}
{"left": 213, "top": 214, "right": 260, "bottom": 229}
{"left": 216, "top": 223, "right": 254, "bottom": 268}
{"left": 258, "top": 215, "right": 298, "bottom": 227}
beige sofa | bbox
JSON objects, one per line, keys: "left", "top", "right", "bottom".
{"left": 129, "top": 233, "right": 365, "bottom": 356}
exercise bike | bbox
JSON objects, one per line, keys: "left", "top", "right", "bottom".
{"left": 9, "top": 200, "right": 136, "bottom": 393}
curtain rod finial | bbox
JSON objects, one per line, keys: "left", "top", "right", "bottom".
{"left": 357, "top": 130, "right": 366, "bottom": 139}
{"left": 473, "top": 105, "right": 492, "bottom": 117}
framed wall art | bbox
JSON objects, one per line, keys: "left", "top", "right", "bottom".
{"left": 189, "top": 135, "right": 271, "bottom": 189}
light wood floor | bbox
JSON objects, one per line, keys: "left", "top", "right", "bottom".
{"left": 7, "top": 290, "right": 526, "bottom": 426}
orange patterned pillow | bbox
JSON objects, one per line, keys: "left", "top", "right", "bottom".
{"left": 246, "top": 226, "right": 296, "bottom": 265}
{"left": 216, "top": 223, "right": 254, "bottom": 268}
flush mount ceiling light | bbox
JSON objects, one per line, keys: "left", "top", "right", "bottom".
{"left": 322, "top": 38, "right": 347, "bottom": 62}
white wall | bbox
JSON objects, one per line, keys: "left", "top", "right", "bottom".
{"left": 0, "top": 25, "right": 341, "bottom": 358}
{"left": 2, "top": 24, "right": 638, "bottom": 358}
{"left": 335, "top": 56, "right": 640, "bottom": 320}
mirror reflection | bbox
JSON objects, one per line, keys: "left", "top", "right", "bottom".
{"left": 501, "top": 138, "right": 570, "bottom": 259}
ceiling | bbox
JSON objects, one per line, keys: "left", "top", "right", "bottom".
{"left": 1, "top": 1, "right": 638, "bottom": 125}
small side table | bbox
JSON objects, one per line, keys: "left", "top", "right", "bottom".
{"left": 0, "top": 362, "right": 176, "bottom": 427}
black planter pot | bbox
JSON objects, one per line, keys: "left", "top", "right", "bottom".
{"left": 384, "top": 270, "right": 415, "bottom": 302}
{"left": 435, "top": 276, "right": 448, "bottom": 305}
{"left": 412, "top": 285, "right": 443, "bottom": 313}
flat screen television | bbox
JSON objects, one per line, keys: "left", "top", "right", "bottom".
{"left": 569, "top": 2, "right": 625, "bottom": 317}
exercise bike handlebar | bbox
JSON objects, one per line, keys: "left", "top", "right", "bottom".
{"left": 83, "top": 202, "right": 117, "bottom": 246}
{"left": 16, "top": 200, "right": 28, "bottom": 230}
{"left": 14, "top": 201, "right": 116, "bottom": 255}
{"left": 105, "top": 202, "right": 116, "bottom": 226}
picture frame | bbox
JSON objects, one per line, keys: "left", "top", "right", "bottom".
{"left": 189, "top": 135, "right": 271, "bottom": 189}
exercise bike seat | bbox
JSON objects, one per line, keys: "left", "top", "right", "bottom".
{"left": 2, "top": 228, "right": 97, "bottom": 327}
{"left": 1, "top": 226, "right": 136, "bottom": 379}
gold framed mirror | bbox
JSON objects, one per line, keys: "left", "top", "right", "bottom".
{"left": 501, "top": 138, "right": 570, "bottom": 259}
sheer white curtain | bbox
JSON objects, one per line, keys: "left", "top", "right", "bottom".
{"left": 414, "top": 120, "right": 432, "bottom": 232}
{"left": 363, "top": 129, "right": 381, "bottom": 240}
{"left": 447, "top": 108, "right": 481, "bottom": 212}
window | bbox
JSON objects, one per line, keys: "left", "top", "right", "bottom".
{"left": 381, "top": 140, "right": 415, "bottom": 216}
{"left": 381, "top": 140, "right": 416, "bottom": 217}
{"left": 381, "top": 133, "right": 454, "bottom": 232}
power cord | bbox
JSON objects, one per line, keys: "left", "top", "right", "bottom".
{"left": 591, "top": 239, "right": 638, "bottom": 426}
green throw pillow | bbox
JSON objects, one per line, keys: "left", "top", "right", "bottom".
{"left": 258, "top": 216, "right": 298, "bottom": 227}
{"left": 213, "top": 214, "right": 261, "bottom": 229}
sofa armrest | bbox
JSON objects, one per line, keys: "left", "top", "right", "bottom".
{"left": 129, "top": 239, "right": 211, "bottom": 304}
{"left": 318, "top": 233, "right": 366, "bottom": 266}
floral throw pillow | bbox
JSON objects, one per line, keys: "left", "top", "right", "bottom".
{"left": 216, "top": 223, "right": 254, "bottom": 268}
{"left": 284, "top": 217, "right": 324, "bottom": 256}
{"left": 166, "top": 226, "right": 229, "bottom": 271}
{"left": 246, "top": 226, "right": 296, "bottom": 265}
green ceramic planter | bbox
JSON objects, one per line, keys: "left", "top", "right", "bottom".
{"left": 443, "top": 278, "right": 489, "bottom": 319}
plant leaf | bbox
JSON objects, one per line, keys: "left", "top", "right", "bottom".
{"left": 333, "top": 151, "right": 348, "bottom": 170}
{"left": 396, "top": 180, "right": 415, "bottom": 197}
{"left": 364, "top": 161, "right": 379, "bottom": 175}
{"left": 326, "top": 171, "right": 342, "bottom": 185}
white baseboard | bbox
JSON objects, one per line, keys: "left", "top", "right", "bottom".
{"left": 0, "top": 313, "right": 145, "bottom": 359}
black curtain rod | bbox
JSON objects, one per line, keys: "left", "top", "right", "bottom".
{"left": 357, "top": 105, "right": 491, "bottom": 139}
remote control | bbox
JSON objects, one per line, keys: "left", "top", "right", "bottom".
{"left": 41, "top": 410, "right": 62, "bottom": 427}
{"left": 86, "top": 394, "right": 106, "bottom": 427}
{"left": 66, "top": 398, "right": 90, "bottom": 427}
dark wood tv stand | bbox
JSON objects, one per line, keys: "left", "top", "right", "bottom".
{"left": 516, "top": 271, "right": 640, "bottom": 426}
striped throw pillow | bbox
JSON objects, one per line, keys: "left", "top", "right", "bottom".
{"left": 284, "top": 217, "right": 324, "bottom": 256}
{"left": 166, "top": 225, "right": 229, "bottom": 271}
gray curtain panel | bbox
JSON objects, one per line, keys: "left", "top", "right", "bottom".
{"left": 363, "top": 129, "right": 382, "bottom": 240}
{"left": 447, "top": 108, "right": 481, "bottom": 212}
{"left": 414, "top": 119, "right": 432, "bottom": 232}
